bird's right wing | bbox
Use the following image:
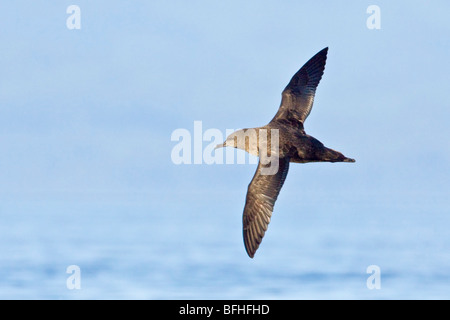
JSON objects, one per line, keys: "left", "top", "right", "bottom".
{"left": 243, "top": 157, "right": 290, "bottom": 258}
{"left": 271, "top": 47, "right": 328, "bottom": 127}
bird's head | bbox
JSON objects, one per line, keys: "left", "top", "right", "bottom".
{"left": 215, "top": 134, "right": 236, "bottom": 149}
{"left": 215, "top": 129, "right": 253, "bottom": 150}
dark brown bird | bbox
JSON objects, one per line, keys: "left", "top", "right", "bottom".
{"left": 216, "top": 47, "right": 355, "bottom": 258}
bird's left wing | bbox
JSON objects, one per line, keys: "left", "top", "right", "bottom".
{"left": 271, "top": 47, "right": 328, "bottom": 127}
{"left": 243, "top": 157, "right": 290, "bottom": 258}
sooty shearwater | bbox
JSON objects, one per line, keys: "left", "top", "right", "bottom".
{"left": 216, "top": 47, "right": 355, "bottom": 258}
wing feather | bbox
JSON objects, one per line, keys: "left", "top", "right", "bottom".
{"left": 243, "top": 157, "right": 290, "bottom": 258}
{"left": 271, "top": 47, "right": 328, "bottom": 126}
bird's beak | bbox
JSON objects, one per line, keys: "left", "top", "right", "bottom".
{"left": 215, "top": 143, "right": 224, "bottom": 150}
{"left": 343, "top": 157, "right": 356, "bottom": 163}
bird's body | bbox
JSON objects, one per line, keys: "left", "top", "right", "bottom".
{"left": 239, "top": 122, "right": 352, "bottom": 164}
{"left": 216, "top": 47, "right": 355, "bottom": 258}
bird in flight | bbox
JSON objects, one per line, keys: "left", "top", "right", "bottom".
{"left": 216, "top": 47, "right": 355, "bottom": 258}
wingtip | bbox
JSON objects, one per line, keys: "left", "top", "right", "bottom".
{"left": 245, "top": 244, "right": 256, "bottom": 258}
{"left": 308, "top": 47, "right": 328, "bottom": 64}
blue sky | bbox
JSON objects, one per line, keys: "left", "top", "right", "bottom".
{"left": 0, "top": 1, "right": 448, "bottom": 201}
{"left": 0, "top": 1, "right": 449, "bottom": 298}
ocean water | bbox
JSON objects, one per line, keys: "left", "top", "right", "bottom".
{"left": 1, "top": 188, "right": 449, "bottom": 300}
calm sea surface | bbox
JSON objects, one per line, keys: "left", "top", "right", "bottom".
{"left": 1, "top": 190, "right": 449, "bottom": 300}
